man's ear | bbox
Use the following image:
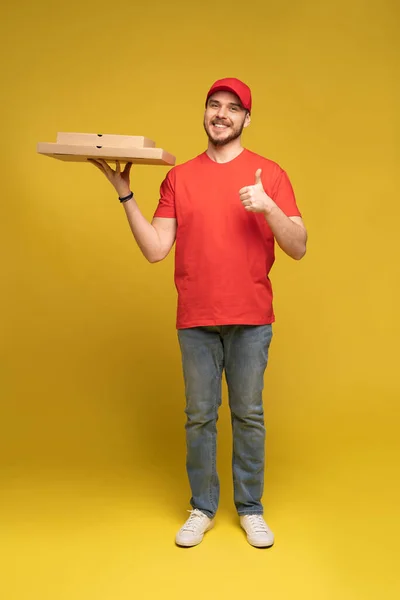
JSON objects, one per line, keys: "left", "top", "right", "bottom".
{"left": 244, "top": 112, "right": 251, "bottom": 128}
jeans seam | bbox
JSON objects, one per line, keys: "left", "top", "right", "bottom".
{"left": 208, "top": 358, "right": 222, "bottom": 514}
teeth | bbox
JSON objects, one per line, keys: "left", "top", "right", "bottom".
{"left": 214, "top": 124, "right": 227, "bottom": 128}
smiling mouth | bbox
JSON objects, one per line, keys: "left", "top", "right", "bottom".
{"left": 212, "top": 122, "right": 229, "bottom": 130}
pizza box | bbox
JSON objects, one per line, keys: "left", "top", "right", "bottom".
{"left": 37, "top": 132, "right": 176, "bottom": 166}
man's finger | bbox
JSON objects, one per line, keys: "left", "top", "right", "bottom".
{"left": 87, "top": 159, "right": 105, "bottom": 173}
{"left": 255, "top": 168, "right": 263, "bottom": 185}
{"left": 97, "top": 159, "right": 115, "bottom": 176}
{"left": 238, "top": 186, "right": 250, "bottom": 195}
{"left": 239, "top": 190, "right": 252, "bottom": 201}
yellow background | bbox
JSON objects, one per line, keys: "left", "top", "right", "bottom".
{"left": 1, "top": 0, "right": 399, "bottom": 598}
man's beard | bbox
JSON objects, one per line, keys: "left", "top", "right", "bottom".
{"left": 203, "top": 116, "right": 246, "bottom": 147}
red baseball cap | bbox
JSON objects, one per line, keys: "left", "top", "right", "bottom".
{"left": 205, "top": 77, "right": 252, "bottom": 112}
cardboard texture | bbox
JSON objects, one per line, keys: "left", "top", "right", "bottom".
{"left": 55, "top": 133, "right": 156, "bottom": 148}
{"left": 37, "top": 132, "right": 176, "bottom": 166}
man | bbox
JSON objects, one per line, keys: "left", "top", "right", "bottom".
{"left": 89, "top": 77, "right": 307, "bottom": 548}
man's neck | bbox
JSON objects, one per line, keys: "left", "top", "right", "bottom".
{"left": 206, "top": 140, "right": 245, "bottom": 164}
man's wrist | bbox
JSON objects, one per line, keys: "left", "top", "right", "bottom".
{"left": 263, "top": 195, "right": 276, "bottom": 217}
{"left": 119, "top": 190, "right": 134, "bottom": 203}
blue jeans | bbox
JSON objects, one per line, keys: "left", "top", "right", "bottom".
{"left": 177, "top": 324, "right": 273, "bottom": 518}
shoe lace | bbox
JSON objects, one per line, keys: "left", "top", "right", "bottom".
{"left": 181, "top": 509, "right": 207, "bottom": 533}
{"left": 247, "top": 515, "right": 269, "bottom": 533}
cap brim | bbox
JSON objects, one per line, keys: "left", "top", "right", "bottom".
{"left": 207, "top": 86, "right": 246, "bottom": 109}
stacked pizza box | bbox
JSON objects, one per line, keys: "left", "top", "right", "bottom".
{"left": 37, "top": 132, "right": 175, "bottom": 166}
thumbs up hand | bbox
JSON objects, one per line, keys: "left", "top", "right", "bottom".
{"left": 239, "top": 169, "right": 274, "bottom": 214}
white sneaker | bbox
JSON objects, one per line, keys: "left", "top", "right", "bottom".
{"left": 240, "top": 514, "right": 274, "bottom": 547}
{"left": 175, "top": 509, "right": 215, "bottom": 547}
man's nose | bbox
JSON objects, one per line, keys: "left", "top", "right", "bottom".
{"left": 216, "top": 105, "right": 229, "bottom": 119}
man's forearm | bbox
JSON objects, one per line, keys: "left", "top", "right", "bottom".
{"left": 122, "top": 197, "right": 161, "bottom": 263}
{"left": 264, "top": 204, "right": 307, "bottom": 260}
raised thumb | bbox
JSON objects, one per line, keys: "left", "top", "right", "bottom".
{"left": 255, "top": 168, "right": 263, "bottom": 185}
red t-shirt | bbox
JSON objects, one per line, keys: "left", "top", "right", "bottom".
{"left": 153, "top": 148, "right": 301, "bottom": 329}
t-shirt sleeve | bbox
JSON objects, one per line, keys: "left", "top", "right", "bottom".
{"left": 272, "top": 169, "right": 302, "bottom": 218}
{"left": 153, "top": 169, "right": 176, "bottom": 219}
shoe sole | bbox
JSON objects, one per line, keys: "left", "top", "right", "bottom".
{"left": 175, "top": 519, "right": 215, "bottom": 547}
{"left": 246, "top": 537, "right": 274, "bottom": 548}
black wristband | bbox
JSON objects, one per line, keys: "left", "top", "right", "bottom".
{"left": 119, "top": 191, "right": 134, "bottom": 203}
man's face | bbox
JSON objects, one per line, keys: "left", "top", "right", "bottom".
{"left": 203, "top": 90, "right": 250, "bottom": 147}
